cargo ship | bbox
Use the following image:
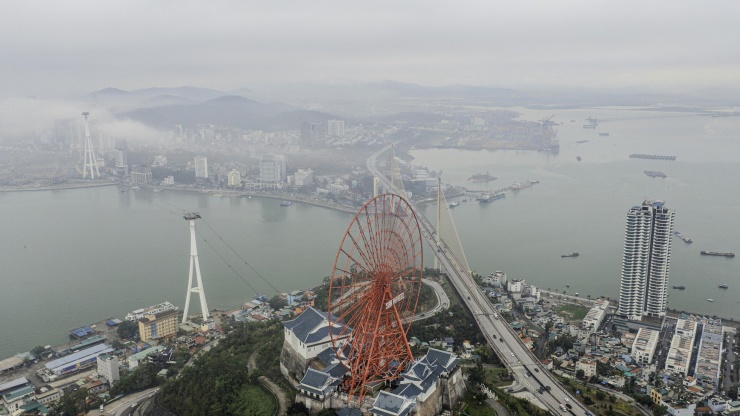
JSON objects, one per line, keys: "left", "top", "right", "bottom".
{"left": 672, "top": 285, "right": 686, "bottom": 290}
{"left": 718, "top": 284, "right": 729, "bottom": 289}
{"left": 629, "top": 154, "right": 677, "bottom": 161}
{"left": 561, "top": 252, "right": 579, "bottom": 258}
{"left": 477, "top": 192, "right": 506, "bottom": 203}
{"left": 599, "top": 133, "right": 610, "bottom": 136}
{"left": 575, "top": 140, "right": 589, "bottom": 144}
{"left": 644, "top": 171, "right": 667, "bottom": 178}
{"left": 673, "top": 231, "right": 692, "bottom": 243}
{"left": 700, "top": 251, "right": 735, "bottom": 257}
{"left": 511, "top": 180, "right": 535, "bottom": 190}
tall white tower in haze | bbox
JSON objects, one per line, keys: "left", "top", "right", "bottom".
{"left": 82, "top": 112, "right": 99, "bottom": 179}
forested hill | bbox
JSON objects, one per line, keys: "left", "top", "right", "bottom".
{"left": 154, "top": 322, "right": 282, "bottom": 416}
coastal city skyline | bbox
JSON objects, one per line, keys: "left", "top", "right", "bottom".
{"left": 1, "top": 1, "right": 739, "bottom": 415}
{"left": 1, "top": 103, "right": 738, "bottom": 416}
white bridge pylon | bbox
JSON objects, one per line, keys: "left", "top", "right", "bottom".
{"left": 435, "top": 178, "right": 471, "bottom": 274}
{"left": 379, "top": 147, "right": 471, "bottom": 275}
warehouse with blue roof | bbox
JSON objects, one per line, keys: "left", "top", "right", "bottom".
{"left": 45, "top": 343, "right": 113, "bottom": 376}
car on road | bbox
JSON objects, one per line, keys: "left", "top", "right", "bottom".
{"left": 534, "top": 368, "right": 539, "bottom": 372}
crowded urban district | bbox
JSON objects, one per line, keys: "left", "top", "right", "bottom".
{"left": 471, "top": 272, "right": 740, "bottom": 416}
{"left": 1, "top": 265, "right": 738, "bottom": 416}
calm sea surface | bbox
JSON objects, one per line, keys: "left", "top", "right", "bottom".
{"left": 1, "top": 107, "right": 738, "bottom": 358}
{"left": 0, "top": 190, "right": 352, "bottom": 357}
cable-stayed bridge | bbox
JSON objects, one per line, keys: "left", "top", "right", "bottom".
{"left": 368, "top": 145, "right": 590, "bottom": 416}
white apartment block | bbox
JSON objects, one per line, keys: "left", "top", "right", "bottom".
{"left": 618, "top": 201, "right": 674, "bottom": 321}
{"left": 97, "top": 353, "right": 120, "bottom": 384}
{"left": 631, "top": 328, "right": 660, "bottom": 365}
{"left": 582, "top": 299, "right": 609, "bottom": 333}
{"left": 194, "top": 156, "right": 208, "bottom": 178}
{"left": 227, "top": 170, "right": 241, "bottom": 187}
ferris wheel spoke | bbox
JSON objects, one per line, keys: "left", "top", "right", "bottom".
{"left": 343, "top": 232, "right": 375, "bottom": 275}
{"left": 356, "top": 212, "right": 382, "bottom": 272}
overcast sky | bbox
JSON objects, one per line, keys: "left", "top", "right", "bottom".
{"left": 2, "top": 0, "right": 739, "bottom": 97}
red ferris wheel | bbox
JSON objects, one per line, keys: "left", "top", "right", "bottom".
{"left": 328, "top": 193, "right": 424, "bottom": 403}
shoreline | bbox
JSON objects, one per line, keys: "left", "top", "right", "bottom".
{"left": 0, "top": 181, "right": 118, "bottom": 193}
{"left": 159, "top": 187, "right": 360, "bottom": 214}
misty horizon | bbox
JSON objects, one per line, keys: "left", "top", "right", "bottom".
{"left": 2, "top": 0, "right": 740, "bottom": 99}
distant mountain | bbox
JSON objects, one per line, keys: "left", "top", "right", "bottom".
{"left": 91, "top": 87, "right": 129, "bottom": 95}
{"left": 119, "top": 95, "right": 335, "bottom": 131}
{"left": 86, "top": 86, "right": 242, "bottom": 112}
{"left": 134, "top": 86, "right": 225, "bottom": 102}
{"left": 142, "top": 94, "right": 197, "bottom": 107}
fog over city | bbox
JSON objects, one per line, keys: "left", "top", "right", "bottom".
{"left": 2, "top": 0, "right": 740, "bottom": 97}
{"left": 1, "top": 2, "right": 740, "bottom": 416}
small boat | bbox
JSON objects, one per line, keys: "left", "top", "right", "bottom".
{"left": 477, "top": 192, "right": 506, "bottom": 203}
{"left": 120, "top": 188, "right": 129, "bottom": 193}
{"left": 672, "top": 285, "right": 686, "bottom": 290}
{"left": 575, "top": 140, "right": 589, "bottom": 144}
{"left": 561, "top": 252, "right": 579, "bottom": 258}
{"left": 574, "top": 292, "right": 579, "bottom": 297}
{"left": 706, "top": 299, "right": 714, "bottom": 302}
{"left": 673, "top": 231, "right": 692, "bottom": 243}
{"left": 449, "top": 201, "right": 460, "bottom": 208}
{"left": 718, "top": 284, "right": 728, "bottom": 289}
{"left": 599, "top": 133, "right": 610, "bottom": 136}
{"left": 576, "top": 156, "right": 582, "bottom": 162}
{"left": 280, "top": 201, "right": 293, "bottom": 207}
{"left": 566, "top": 284, "right": 570, "bottom": 288}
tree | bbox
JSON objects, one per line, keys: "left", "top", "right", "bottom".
{"left": 728, "top": 384, "right": 740, "bottom": 400}
{"left": 287, "top": 402, "right": 310, "bottom": 415}
{"left": 468, "top": 363, "right": 485, "bottom": 386}
{"left": 48, "top": 388, "right": 88, "bottom": 416}
{"left": 653, "top": 404, "right": 668, "bottom": 416}
{"left": 576, "top": 369, "right": 585, "bottom": 380}
{"left": 596, "top": 361, "right": 612, "bottom": 377}
{"left": 268, "top": 295, "right": 287, "bottom": 311}
{"left": 117, "top": 320, "right": 139, "bottom": 340}
{"left": 596, "top": 390, "right": 606, "bottom": 400}
{"left": 31, "top": 345, "right": 46, "bottom": 358}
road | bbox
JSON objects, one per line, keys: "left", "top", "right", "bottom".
{"left": 368, "top": 145, "right": 590, "bottom": 416}
{"left": 89, "top": 387, "right": 159, "bottom": 416}
{"left": 724, "top": 328, "right": 738, "bottom": 391}
{"left": 412, "top": 280, "right": 450, "bottom": 321}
